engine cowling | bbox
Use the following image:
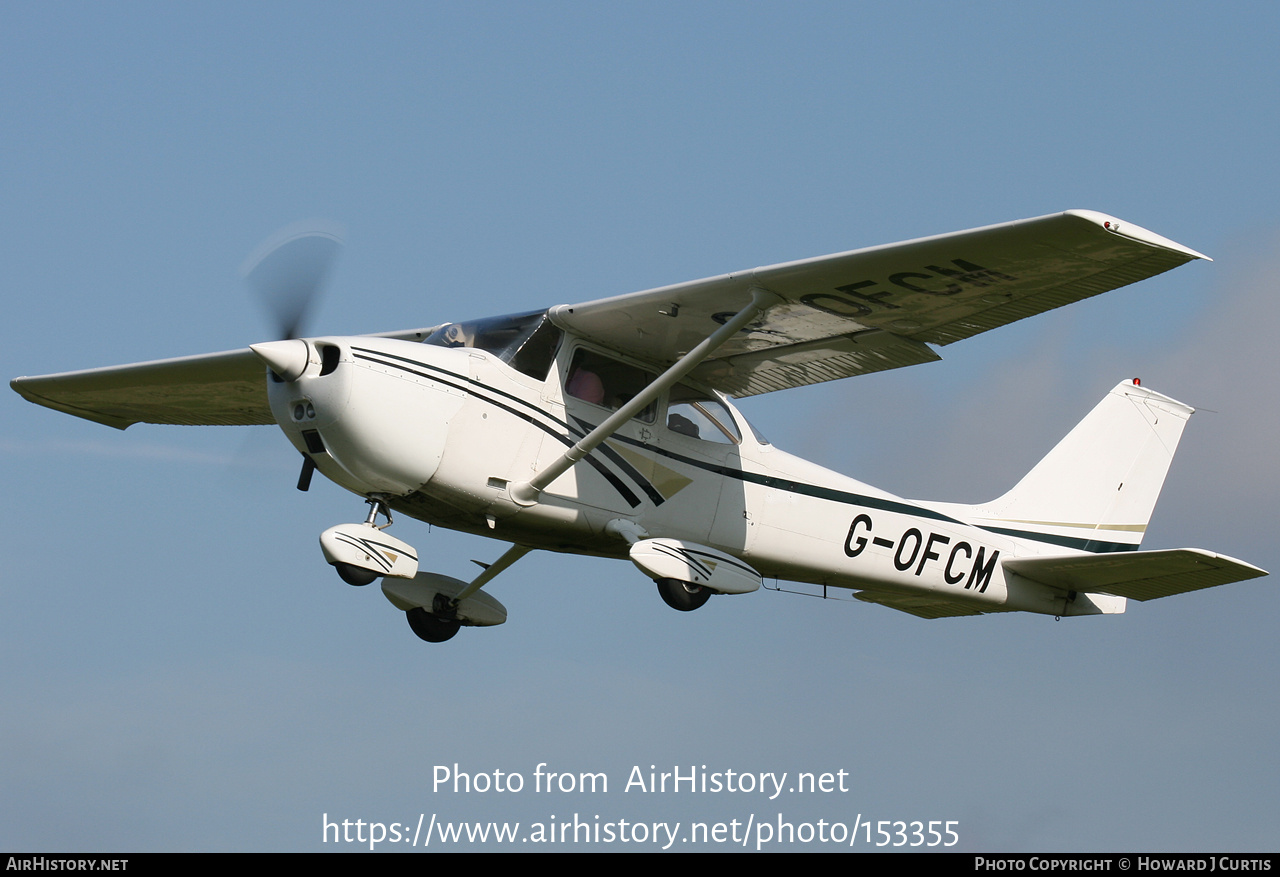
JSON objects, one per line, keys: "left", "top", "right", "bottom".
{"left": 260, "top": 337, "right": 465, "bottom": 496}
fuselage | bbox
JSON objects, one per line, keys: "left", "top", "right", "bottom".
{"left": 266, "top": 330, "right": 1097, "bottom": 618}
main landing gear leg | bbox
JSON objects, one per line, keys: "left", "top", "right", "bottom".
{"left": 402, "top": 544, "right": 531, "bottom": 644}
{"left": 334, "top": 496, "right": 392, "bottom": 586}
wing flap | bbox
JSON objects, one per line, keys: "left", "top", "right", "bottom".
{"left": 11, "top": 348, "right": 272, "bottom": 429}
{"left": 1004, "top": 549, "right": 1267, "bottom": 602}
{"left": 691, "top": 328, "right": 941, "bottom": 398}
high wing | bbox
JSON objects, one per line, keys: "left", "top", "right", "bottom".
{"left": 10, "top": 326, "right": 441, "bottom": 430}
{"left": 550, "top": 210, "right": 1208, "bottom": 397}
{"left": 11, "top": 348, "right": 273, "bottom": 429}
{"left": 12, "top": 210, "right": 1205, "bottom": 427}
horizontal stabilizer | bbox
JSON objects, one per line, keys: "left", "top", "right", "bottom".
{"left": 853, "top": 590, "right": 988, "bottom": 619}
{"left": 1004, "top": 549, "right": 1267, "bottom": 601}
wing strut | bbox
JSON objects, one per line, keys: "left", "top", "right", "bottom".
{"left": 509, "top": 287, "right": 781, "bottom": 506}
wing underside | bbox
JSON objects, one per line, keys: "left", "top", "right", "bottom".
{"left": 11, "top": 323, "right": 448, "bottom": 430}
{"left": 11, "top": 347, "right": 271, "bottom": 429}
{"left": 551, "top": 210, "right": 1207, "bottom": 396}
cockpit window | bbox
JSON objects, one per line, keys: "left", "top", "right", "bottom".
{"left": 565, "top": 348, "right": 656, "bottom": 422}
{"left": 666, "top": 384, "right": 741, "bottom": 444}
{"left": 424, "top": 310, "right": 563, "bottom": 380}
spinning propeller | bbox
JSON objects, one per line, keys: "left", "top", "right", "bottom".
{"left": 240, "top": 219, "right": 344, "bottom": 341}
{"left": 239, "top": 220, "right": 344, "bottom": 490}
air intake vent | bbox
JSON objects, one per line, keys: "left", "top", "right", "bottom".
{"left": 319, "top": 344, "right": 341, "bottom": 376}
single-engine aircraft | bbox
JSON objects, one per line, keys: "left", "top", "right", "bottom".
{"left": 12, "top": 210, "right": 1267, "bottom": 642}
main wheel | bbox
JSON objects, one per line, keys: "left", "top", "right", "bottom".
{"left": 406, "top": 607, "right": 461, "bottom": 642}
{"left": 655, "top": 578, "right": 712, "bottom": 612}
{"left": 333, "top": 562, "right": 378, "bottom": 587}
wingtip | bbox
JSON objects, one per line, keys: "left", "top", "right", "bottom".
{"left": 1065, "top": 209, "right": 1211, "bottom": 262}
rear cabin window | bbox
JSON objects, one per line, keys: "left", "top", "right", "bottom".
{"left": 666, "top": 384, "right": 741, "bottom": 444}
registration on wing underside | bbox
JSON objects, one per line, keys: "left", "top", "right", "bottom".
{"left": 551, "top": 211, "right": 1203, "bottom": 397}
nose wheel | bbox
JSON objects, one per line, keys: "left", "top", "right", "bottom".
{"left": 334, "top": 563, "right": 379, "bottom": 587}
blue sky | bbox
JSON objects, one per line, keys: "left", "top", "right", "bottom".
{"left": 3, "top": 2, "right": 1278, "bottom": 852}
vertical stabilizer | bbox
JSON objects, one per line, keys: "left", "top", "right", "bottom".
{"left": 964, "top": 380, "right": 1193, "bottom": 553}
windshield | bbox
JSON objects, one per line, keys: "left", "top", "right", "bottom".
{"left": 424, "top": 310, "right": 563, "bottom": 380}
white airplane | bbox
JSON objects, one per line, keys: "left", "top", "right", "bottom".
{"left": 12, "top": 210, "right": 1266, "bottom": 642}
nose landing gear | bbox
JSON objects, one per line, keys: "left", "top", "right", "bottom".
{"left": 335, "top": 562, "right": 379, "bottom": 587}
{"left": 321, "top": 498, "right": 522, "bottom": 643}
{"left": 319, "top": 495, "right": 420, "bottom": 586}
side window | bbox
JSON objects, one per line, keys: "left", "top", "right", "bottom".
{"left": 666, "top": 385, "right": 741, "bottom": 444}
{"left": 565, "top": 349, "right": 656, "bottom": 422}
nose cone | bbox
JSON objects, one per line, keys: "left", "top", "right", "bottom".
{"left": 250, "top": 339, "right": 311, "bottom": 382}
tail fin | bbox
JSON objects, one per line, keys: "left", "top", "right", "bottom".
{"left": 965, "top": 379, "right": 1193, "bottom": 553}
